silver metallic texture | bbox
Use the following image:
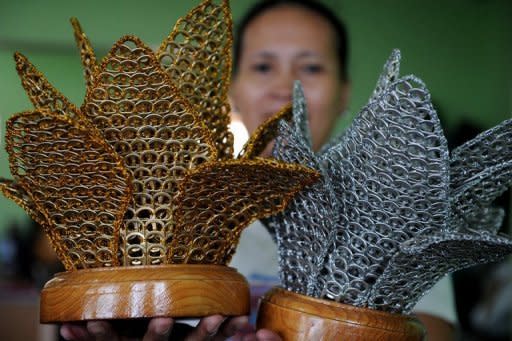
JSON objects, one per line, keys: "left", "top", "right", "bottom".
{"left": 263, "top": 49, "right": 512, "bottom": 314}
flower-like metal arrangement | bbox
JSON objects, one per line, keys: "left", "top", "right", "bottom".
{"left": 0, "top": 0, "right": 319, "bottom": 322}
{"left": 263, "top": 50, "right": 512, "bottom": 315}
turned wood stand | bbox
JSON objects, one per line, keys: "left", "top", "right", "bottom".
{"left": 40, "top": 264, "right": 249, "bottom": 323}
{"left": 257, "top": 287, "right": 425, "bottom": 341}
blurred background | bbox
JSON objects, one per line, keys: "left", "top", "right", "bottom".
{"left": 0, "top": 0, "right": 510, "bottom": 340}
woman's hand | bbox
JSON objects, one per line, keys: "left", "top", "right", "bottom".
{"left": 60, "top": 315, "right": 281, "bottom": 341}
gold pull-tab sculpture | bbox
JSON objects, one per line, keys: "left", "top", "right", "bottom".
{"left": 0, "top": 0, "right": 319, "bottom": 323}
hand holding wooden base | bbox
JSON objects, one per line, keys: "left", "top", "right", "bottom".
{"left": 40, "top": 265, "right": 249, "bottom": 323}
{"left": 257, "top": 287, "right": 425, "bottom": 341}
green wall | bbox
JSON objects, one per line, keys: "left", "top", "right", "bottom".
{"left": 0, "top": 0, "right": 510, "bottom": 229}
{"left": 335, "top": 0, "right": 512, "bottom": 131}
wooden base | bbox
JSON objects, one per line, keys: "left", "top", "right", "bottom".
{"left": 40, "top": 265, "right": 249, "bottom": 323}
{"left": 257, "top": 288, "right": 425, "bottom": 341}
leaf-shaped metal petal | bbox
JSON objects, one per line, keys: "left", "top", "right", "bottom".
{"left": 157, "top": 0, "right": 234, "bottom": 159}
{"left": 368, "top": 233, "right": 512, "bottom": 313}
{"left": 70, "top": 17, "right": 99, "bottom": 92}
{"left": 450, "top": 118, "right": 512, "bottom": 191}
{"left": 319, "top": 51, "right": 401, "bottom": 157}
{"left": 82, "top": 36, "right": 217, "bottom": 265}
{"left": 265, "top": 119, "right": 337, "bottom": 296}
{"left": 370, "top": 49, "right": 401, "bottom": 102}
{"left": 5, "top": 110, "right": 132, "bottom": 270}
{"left": 291, "top": 81, "right": 313, "bottom": 150}
{"left": 451, "top": 161, "right": 512, "bottom": 223}
{"left": 317, "top": 76, "right": 450, "bottom": 305}
{"left": 238, "top": 104, "right": 292, "bottom": 159}
{"left": 169, "top": 159, "right": 320, "bottom": 265}
{"left": 272, "top": 120, "right": 319, "bottom": 169}
{"left": 14, "top": 52, "right": 86, "bottom": 124}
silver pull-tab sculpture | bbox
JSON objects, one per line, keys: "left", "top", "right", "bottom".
{"left": 263, "top": 49, "right": 512, "bottom": 314}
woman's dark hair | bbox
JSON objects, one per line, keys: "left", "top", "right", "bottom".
{"left": 233, "top": 0, "right": 349, "bottom": 81}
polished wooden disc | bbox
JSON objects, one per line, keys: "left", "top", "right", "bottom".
{"left": 40, "top": 265, "right": 249, "bottom": 323}
{"left": 257, "top": 287, "right": 425, "bottom": 341}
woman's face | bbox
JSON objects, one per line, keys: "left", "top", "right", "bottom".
{"left": 230, "top": 5, "right": 349, "bottom": 152}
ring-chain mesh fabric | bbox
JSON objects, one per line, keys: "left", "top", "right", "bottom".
{"left": 263, "top": 50, "right": 512, "bottom": 314}
{"left": 0, "top": 0, "right": 319, "bottom": 270}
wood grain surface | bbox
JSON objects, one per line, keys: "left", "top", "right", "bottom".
{"left": 40, "top": 265, "right": 249, "bottom": 323}
{"left": 257, "top": 287, "right": 425, "bottom": 341}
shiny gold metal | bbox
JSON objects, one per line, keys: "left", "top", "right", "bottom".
{"left": 0, "top": 0, "right": 318, "bottom": 271}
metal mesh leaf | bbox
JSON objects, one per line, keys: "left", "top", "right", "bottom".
{"left": 70, "top": 18, "right": 99, "bottom": 93}
{"left": 5, "top": 110, "right": 132, "bottom": 269}
{"left": 368, "top": 234, "right": 512, "bottom": 313}
{"left": 157, "top": 0, "right": 234, "bottom": 159}
{"left": 450, "top": 118, "right": 512, "bottom": 191}
{"left": 238, "top": 104, "right": 292, "bottom": 159}
{"left": 14, "top": 53, "right": 86, "bottom": 125}
{"left": 83, "top": 36, "right": 217, "bottom": 266}
{"left": 266, "top": 118, "right": 337, "bottom": 296}
{"left": 169, "top": 159, "right": 319, "bottom": 265}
